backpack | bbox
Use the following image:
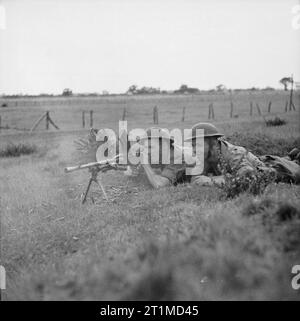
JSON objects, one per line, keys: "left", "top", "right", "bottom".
{"left": 261, "top": 155, "right": 300, "bottom": 184}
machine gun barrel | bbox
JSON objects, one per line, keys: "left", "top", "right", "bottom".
{"left": 64, "top": 155, "right": 124, "bottom": 173}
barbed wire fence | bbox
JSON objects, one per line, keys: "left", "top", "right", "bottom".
{"left": 0, "top": 91, "right": 299, "bottom": 133}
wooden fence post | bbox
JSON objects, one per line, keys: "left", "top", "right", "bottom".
{"left": 44, "top": 111, "right": 60, "bottom": 130}
{"left": 90, "top": 110, "right": 93, "bottom": 127}
{"left": 181, "top": 107, "right": 186, "bottom": 122}
{"left": 47, "top": 111, "right": 59, "bottom": 130}
{"left": 82, "top": 111, "right": 85, "bottom": 128}
{"left": 289, "top": 75, "right": 296, "bottom": 111}
{"left": 250, "top": 101, "right": 253, "bottom": 116}
{"left": 256, "top": 103, "right": 262, "bottom": 116}
{"left": 230, "top": 101, "right": 233, "bottom": 118}
{"left": 30, "top": 112, "right": 47, "bottom": 132}
{"left": 46, "top": 111, "right": 49, "bottom": 130}
{"left": 211, "top": 103, "right": 215, "bottom": 119}
{"left": 267, "top": 101, "right": 272, "bottom": 113}
{"left": 208, "top": 103, "right": 213, "bottom": 119}
{"left": 122, "top": 107, "right": 126, "bottom": 121}
{"left": 153, "top": 106, "right": 158, "bottom": 124}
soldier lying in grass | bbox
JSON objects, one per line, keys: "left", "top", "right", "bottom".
{"left": 139, "top": 123, "right": 300, "bottom": 189}
{"left": 76, "top": 123, "right": 300, "bottom": 190}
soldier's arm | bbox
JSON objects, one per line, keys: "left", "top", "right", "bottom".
{"left": 142, "top": 164, "right": 171, "bottom": 188}
{"left": 191, "top": 175, "right": 225, "bottom": 186}
{"left": 143, "top": 162, "right": 186, "bottom": 188}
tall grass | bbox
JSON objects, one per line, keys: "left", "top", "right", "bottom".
{"left": 0, "top": 142, "right": 37, "bottom": 158}
{"left": 0, "top": 111, "right": 299, "bottom": 300}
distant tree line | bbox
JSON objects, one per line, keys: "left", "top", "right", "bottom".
{"left": 2, "top": 76, "right": 295, "bottom": 98}
{"left": 126, "top": 85, "right": 161, "bottom": 95}
{"left": 125, "top": 84, "right": 277, "bottom": 95}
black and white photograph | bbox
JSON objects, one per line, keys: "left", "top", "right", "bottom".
{"left": 0, "top": 0, "right": 300, "bottom": 305}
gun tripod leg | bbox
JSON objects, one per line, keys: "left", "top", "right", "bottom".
{"left": 82, "top": 177, "right": 94, "bottom": 204}
{"left": 94, "top": 177, "right": 109, "bottom": 202}
{"left": 81, "top": 170, "right": 109, "bottom": 204}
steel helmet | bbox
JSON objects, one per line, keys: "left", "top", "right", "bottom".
{"left": 185, "top": 122, "right": 224, "bottom": 141}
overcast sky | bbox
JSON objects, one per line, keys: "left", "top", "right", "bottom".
{"left": 0, "top": 0, "right": 299, "bottom": 95}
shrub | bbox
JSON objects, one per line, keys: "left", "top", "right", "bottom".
{"left": 243, "top": 198, "right": 300, "bottom": 253}
{"left": 276, "top": 202, "right": 300, "bottom": 222}
{"left": 242, "top": 198, "right": 300, "bottom": 222}
{"left": 0, "top": 142, "right": 37, "bottom": 157}
{"left": 0, "top": 124, "right": 10, "bottom": 130}
{"left": 265, "top": 117, "right": 286, "bottom": 127}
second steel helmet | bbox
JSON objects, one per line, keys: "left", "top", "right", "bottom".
{"left": 185, "top": 122, "right": 224, "bottom": 141}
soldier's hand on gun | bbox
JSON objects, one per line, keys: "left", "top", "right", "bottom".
{"left": 191, "top": 175, "right": 225, "bottom": 187}
{"left": 191, "top": 175, "right": 213, "bottom": 186}
{"left": 211, "top": 176, "right": 225, "bottom": 186}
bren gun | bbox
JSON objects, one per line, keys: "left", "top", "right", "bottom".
{"left": 64, "top": 154, "right": 128, "bottom": 204}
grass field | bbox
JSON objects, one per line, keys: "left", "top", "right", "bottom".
{"left": 0, "top": 91, "right": 300, "bottom": 300}
{"left": 0, "top": 90, "right": 296, "bottom": 132}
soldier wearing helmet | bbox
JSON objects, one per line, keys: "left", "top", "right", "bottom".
{"left": 140, "top": 122, "right": 273, "bottom": 188}
{"left": 184, "top": 122, "right": 274, "bottom": 186}
{"left": 137, "top": 127, "right": 187, "bottom": 188}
